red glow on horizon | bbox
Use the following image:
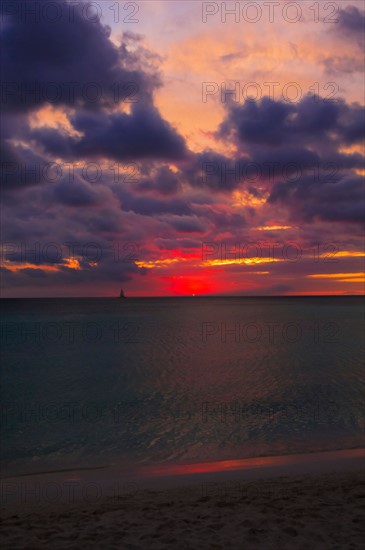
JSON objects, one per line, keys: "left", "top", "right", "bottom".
{"left": 163, "top": 275, "right": 216, "bottom": 296}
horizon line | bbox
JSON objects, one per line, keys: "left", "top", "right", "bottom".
{"left": 1, "top": 294, "right": 363, "bottom": 299}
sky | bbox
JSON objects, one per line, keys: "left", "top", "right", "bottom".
{"left": 1, "top": 0, "right": 364, "bottom": 297}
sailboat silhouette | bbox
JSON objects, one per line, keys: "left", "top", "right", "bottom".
{"left": 119, "top": 288, "right": 126, "bottom": 298}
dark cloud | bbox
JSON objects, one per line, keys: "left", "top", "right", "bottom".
{"left": 218, "top": 96, "right": 364, "bottom": 148}
{"left": 219, "top": 98, "right": 294, "bottom": 147}
{"left": 176, "top": 94, "right": 365, "bottom": 228}
{"left": 116, "top": 190, "right": 191, "bottom": 216}
{"left": 193, "top": 206, "right": 246, "bottom": 230}
{"left": 184, "top": 151, "right": 242, "bottom": 191}
{"left": 321, "top": 56, "right": 364, "bottom": 75}
{"left": 0, "top": 140, "right": 54, "bottom": 191}
{"left": 1, "top": 259, "right": 143, "bottom": 292}
{"left": 0, "top": 0, "right": 156, "bottom": 113}
{"left": 1, "top": 0, "right": 188, "bottom": 181}
{"left": 337, "top": 5, "right": 365, "bottom": 48}
{"left": 337, "top": 103, "right": 365, "bottom": 144}
{"left": 30, "top": 106, "right": 187, "bottom": 162}
{"left": 136, "top": 166, "right": 181, "bottom": 195}
{"left": 0, "top": 215, "right": 147, "bottom": 293}
{"left": 181, "top": 138, "right": 361, "bottom": 197}
{"left": 269, "top": 174, "right": 364, "bottom": 225}
{"left": 167, "top": 216, "right": 206, "bottom": 233}
{"left": 53, "top": 177, "right": 105, "bottom": 207}
{"left": 84, "top": 209, "right": 124, "bottom": 234}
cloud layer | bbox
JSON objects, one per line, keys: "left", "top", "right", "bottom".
{"left": 1, "top": 0, "right": 364, "bottom": 296}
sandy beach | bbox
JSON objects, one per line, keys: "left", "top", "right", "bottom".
{"left": 1, "top": 450, "right": 364, "bottom": 549}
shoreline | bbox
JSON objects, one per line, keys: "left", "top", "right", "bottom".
{"left": 1, "top": 466, "right": 364, "bottom": 549}
{"left": 3, "top": 446, "right": 364, "bottom": 478}
{"left": 1, "top": 447, "right": 364, "bottom": 510}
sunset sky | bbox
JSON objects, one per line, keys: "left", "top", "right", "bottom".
{"left": 1, "top": 0, "right": 364, "bottom": 297}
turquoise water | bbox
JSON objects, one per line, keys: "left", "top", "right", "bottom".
{"left": 1, "top": 297, "right": 364, "bottom": 476}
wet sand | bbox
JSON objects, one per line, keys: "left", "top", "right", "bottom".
{"left": 1, "top": 449, "right": 364, "bottom": 549}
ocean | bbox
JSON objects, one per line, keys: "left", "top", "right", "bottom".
{"left": 1, "top": 296, "right": 364, "bottom": 477}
